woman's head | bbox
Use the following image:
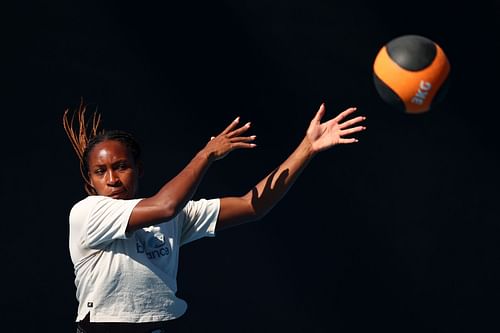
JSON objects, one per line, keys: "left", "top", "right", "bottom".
{"left": 63, "top": 101, "right": 142, "bottom": 198}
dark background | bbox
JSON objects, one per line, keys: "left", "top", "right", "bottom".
{"left": 2, "top": 1, "right": 499, "bottom": 332}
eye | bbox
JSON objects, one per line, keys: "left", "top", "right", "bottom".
{"left": 94, "top": 168, "right": 105, "bottom": 175}
{"left": 117, "top": 162, "right": 128, "bottom": 170}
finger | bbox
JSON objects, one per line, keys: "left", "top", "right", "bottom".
{"left": 210, "top": 136, "right": 215, "bottom": 141}
{"left": 311, "top": 103, "right": 326, "bottom": 124}
{"left": 230, "top": 142, "right": 257, "bottom": 149}
{"left": 230, "top": 135, "right": 257, "bottom": 143}
{"left": 338, "top": 137, "right": 359, "bottom": 144}
{"left": 220, "top": 116, "right": 241, "bottom": 135}
{"left": 339, "top": 116, "right": 366, "bottom": 129}
{"left": 333, "top": 107, "right": 357, "bottom": 123}
{"left": 340, "top": 125, "right": 366, "bottom": 136}
{"left": 228, "top": 121, "right": 252, "bottom": 137}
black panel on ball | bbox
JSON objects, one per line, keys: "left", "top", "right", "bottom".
{"left": 387, "top": 35, "right": 436, "bottom": 71}
{"left": 373, "top": 73, "right": 405, "bottom": 111}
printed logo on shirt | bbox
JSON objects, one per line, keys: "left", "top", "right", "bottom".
{"left": 136, "top": 231, "right": 170, "bottom": 259}
{"left": 148, "top": 233, "right": 165, "bottom": 248}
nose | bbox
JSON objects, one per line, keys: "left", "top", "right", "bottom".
{"left": 106, "top": 169, "right": 121, "bottom": 186}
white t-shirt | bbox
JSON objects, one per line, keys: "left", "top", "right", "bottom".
{"left": 68, "top": 195, "right": 220, "bottom": 323}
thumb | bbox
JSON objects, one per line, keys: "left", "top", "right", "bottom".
{"left": 312, "top": 102, "right": 326, "bottom": 124}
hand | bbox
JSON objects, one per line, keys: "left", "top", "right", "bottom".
{"left": 204, "top": 116, "right": 256, "bottom": 161}
{"left": 306, "top": 103, "right": 366, "bottom": 154}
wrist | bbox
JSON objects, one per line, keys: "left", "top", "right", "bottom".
{"left": 194, "top": 148, "right": 213, "bottom": 165}
{"left": 300, "top": 136, "right": 317, "bottom": 159}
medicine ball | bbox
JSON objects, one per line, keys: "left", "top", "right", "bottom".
{"left": 373, "top": 34, "right": 451, "bottom": 114}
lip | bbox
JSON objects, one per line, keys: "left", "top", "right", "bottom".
{"left": 110, "top": 190, "right": 127, "bottom": 199}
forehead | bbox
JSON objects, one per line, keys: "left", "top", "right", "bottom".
{"left": 88, "top": 140, "right": 132, "bottom": 164}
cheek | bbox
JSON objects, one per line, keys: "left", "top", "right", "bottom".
{"left": 128, "top": 171, "right": 141, "bottom": 193}
{"left": 89, "top": 172, "right": 108, "bottom": 186}
{"left": 89, "top": 175, "right": 103, "bottom": 189}
{"left": 122, "top": 171, "right": 138, "bottom": 186}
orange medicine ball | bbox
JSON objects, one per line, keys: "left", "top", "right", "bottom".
{"left": 373, "top": 35, "right": 451, "bottom": 114}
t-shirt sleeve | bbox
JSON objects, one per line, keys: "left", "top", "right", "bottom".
{"left": 179, "top": 198, "right": 220, "bottom": 246}
{"left": 70, "top": 196, "right": 143, "bottom": 249}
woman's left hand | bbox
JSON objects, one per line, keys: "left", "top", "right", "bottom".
{"left": 306, "top": 103, "right": 366, "bottom": 154}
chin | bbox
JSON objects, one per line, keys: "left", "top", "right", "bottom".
{"left": 109, "top": 191, "right": 128, "bottom": 199}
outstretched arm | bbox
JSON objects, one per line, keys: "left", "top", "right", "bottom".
{"left": 216, "top": 103, "right": 366, "bottom": 231}
{"left": 128, "top": 117, "right": 256, "bottom": 231}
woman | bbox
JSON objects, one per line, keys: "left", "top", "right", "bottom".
{"left": 63, "top": 101, "right": 366, "bottom": 332}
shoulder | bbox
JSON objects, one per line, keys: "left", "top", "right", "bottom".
{"left": 182, "top": 198, "right": 220, "bottom": 218}
{"left": 184, "top": 198, "right": 220, "bottom": 209}
{"left": 69, "top": 195, "right": 129, "bottom": 222}
{"left": 69, "top": 196, "right": 107, "bottom": 221}
{"left": 70, "top": 195, "right": 109, "bottom": 212}
{"left": 70, "top": 196, "right": 144, "bottom": 221}
{"left": 70, "top": 196, "right": 145, "bottom": 213}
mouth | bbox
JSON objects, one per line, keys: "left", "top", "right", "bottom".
{"left": 110, "top": 189, "right": 127, "bottom": 199}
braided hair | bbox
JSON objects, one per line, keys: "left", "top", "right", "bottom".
{"left": 63, "top": 100, "right": 142, "bottom": 195}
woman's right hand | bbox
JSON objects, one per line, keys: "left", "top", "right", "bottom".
{"left": 203, "top": 116, "right": 257, "bottom": 161}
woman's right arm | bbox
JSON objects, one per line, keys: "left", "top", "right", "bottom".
{"left": 127, "top": 116, "right": 256, "bottom": 231}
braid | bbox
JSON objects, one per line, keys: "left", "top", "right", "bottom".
{"left": 63, "top": 99, "right": 142, "bottom": 195}
{"left": 63, "top": 99, "right": 103, "bottom": 195}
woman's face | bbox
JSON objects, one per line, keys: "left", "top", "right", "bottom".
{"left": 87, "top": 140, "right": 140, "bottom": 199}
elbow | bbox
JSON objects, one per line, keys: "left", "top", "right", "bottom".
{"left": 148, "top": 195, "right": 183, "bottom": 221}
{"left": 161, "top": 200, "right": 182, "bottom": 220}
{"left": 127, "top": 196, "right": 183, "bottom": 232}
{"left": 162, "top": 207, "right": 177, "bottom": 221}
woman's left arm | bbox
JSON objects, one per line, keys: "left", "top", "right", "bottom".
{"left": 215, "top": 103, "right": 366, "bottom": 231}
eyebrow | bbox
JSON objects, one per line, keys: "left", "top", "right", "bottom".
{"left": 91, "top": 159, "right": 130, "bottom": 168}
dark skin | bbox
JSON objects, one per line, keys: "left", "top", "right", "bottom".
{"left": 87, "top": 103, "right": 366, "bottom": 232}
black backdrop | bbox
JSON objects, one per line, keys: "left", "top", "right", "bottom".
{"left": 2, "top": 1, "right": 500, "bottom": 332}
